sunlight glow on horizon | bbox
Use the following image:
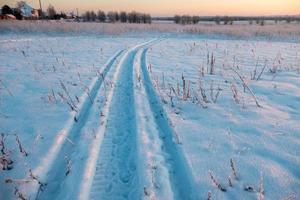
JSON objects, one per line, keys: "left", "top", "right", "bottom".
{"left": 1, "top": 0, "right": 300, "bottom": 16}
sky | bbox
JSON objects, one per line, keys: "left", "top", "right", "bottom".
{"left": 1, "top": 0, "right": 300, "bottom": 17}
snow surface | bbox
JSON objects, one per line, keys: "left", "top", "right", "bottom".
{"left": 0, "top": 33, "right": 299, "bottom": 200}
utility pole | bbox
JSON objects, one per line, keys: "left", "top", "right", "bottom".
{"left": 38, "top": 0, "right": 43, "bottom": 18}
{"left": 76, "top": 8, "right": 79, "bottom": 21}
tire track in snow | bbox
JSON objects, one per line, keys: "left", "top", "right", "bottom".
{"left": 133, "top": 48, "right": 174, "bottom": 199}
{"left": 79, "top": 40, "right": 158, "bottom": 200}
{"left": 21, "top": 49, "right": 124, "bottom": 200}
{"left": 136, "top": 48, "right": 198, "bottom": 199}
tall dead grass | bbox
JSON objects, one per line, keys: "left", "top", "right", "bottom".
{"left": 0, "top": 20, "right": 300, "bottom": 40}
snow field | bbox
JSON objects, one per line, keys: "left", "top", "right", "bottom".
{"left": 0, "top": 34, "right": 300, "bottom": 200}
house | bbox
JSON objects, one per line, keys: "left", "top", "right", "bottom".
{"left": 18, "top": 2, "right": 39, "bottom": 18}
{"left": 0, "top": 5, "right": 17, "bottom": 20}
{"left": 19, "top": 2, "right": 33, "bottom": 17}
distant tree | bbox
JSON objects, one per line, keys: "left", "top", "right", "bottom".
{"left": 2, "top": 5, "right": 13, "bottom": 15}
{"left": 260, "top": 19, "right": 265, "bottom": 26}
{"left": 141, "top": 13, "right": 151, "bottom": 24}
{"left": 174, "top": 15, "right": 181, "bottom": 24}
{"left": 192, "top": 16, "right": 200, "bottom": 24}
{"left": 181, "top": 15, "right": 191, "bottom": 24}
{"left": 215, "top": 16, "right": 220, "bottom": 25}
{"left": 47, "top": 4, "right": 56, "bottom": 19}
{"left": 60, "top": 12, "right": 67, "bottom": 19}
{"left": 223, "top": 16, "right": 229, "bottom": 25}
{"left": 70, "top": 11, "right": 75, "bottom": 19}
{"left": 90, "top": 11, "right": 97, "bottom": 21}
{"left": 128, "top": 11, "right": 136, "bottom": 23}
{"left": 145, "top": 14, "right": 151, "bottom": 24}
{"left": 142, "top": 14, "right": 147, "bottom": 24}
{"left": 286, "top": 17, "right": 291, "bottom": 23}
{"left": 186, "top": 15, "right": 192, "bottom": 24}
{"left": 256, "top": 18, "right": 260, "bottom": 24}
{"left": 181, "top": 15, "right": 186, "bottom": 24}
{"left": 116, "top": 11, "right": 151, "bottom": 24}
{"left": 136, "top": 13, "right": 142, "bottom": 23}
{"left": 115, "top": 12, "right": 119, "bottom": 21}
{"left": 97, "top": 10, "right": 106, "bottom": 22}
{"left": 53, "top": 12, "right": 67, "bottom": 20}
{"left": 174, "top": 15, "right": 197, "bottom": 25}
{"left": 82, "top": 11, "right": 91, "bottom": 21}
{"left": 107, "top": 11, "right": 118, "bottom": 22}
{"left": 120, "top": 11, "right": 127, "bottom": 23}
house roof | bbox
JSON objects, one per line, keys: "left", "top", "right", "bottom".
{"left": 19, "top": 2, "right": 33, "bottom": 17}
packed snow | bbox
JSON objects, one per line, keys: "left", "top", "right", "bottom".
{"left": 0, "top": 32, "right": 299, "bottom": 200}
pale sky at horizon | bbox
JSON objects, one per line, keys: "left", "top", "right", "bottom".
{"left": 1, "top": 0, "right": 299, "bottom": 16}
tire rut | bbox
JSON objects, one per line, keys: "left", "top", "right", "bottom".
{"left": 137, "top": 48, "right": 198, "bottom": 199}
{"left": 88, "top": 40, "right": 157, "bottom": 200}
{"left": 24, "top": 50, "right": 124, "bottom": 200}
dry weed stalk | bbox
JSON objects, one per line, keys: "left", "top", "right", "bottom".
{"left": 14, "top": 187, "right": 27, "bottom": 200}
{"left": 207, "top": 191, "right": 212, "bottom": 200}
{"left": 0, "top": 133, "right": 13, "bottom": 170}
{"left": 251, "top": 58, "right": 259, "bottom": 80}
{"left": 228, "top": 176, "right": 233, "bottom": 187}
{"left": 181, "top": 74, "right": 190, "bottom": 100}
{"left": 230, "top": 158, "right": 238, "bottom": 179}
{"left": 0, "top": 133, "right": 6, "bottom": 155}
{"left": 29, "top": 169, "right": 47, "bottom": 193}
{"left": 83, "top": 84, "right": 93, "bottom": 104}
{"left": 59, "top": 80, "right": 77, "bottom": 111}
{"left": 256, "top": 59, "right": 268, "bottom": 80}
{"left": 15, "top": 134, "right": 28, "bottom": 157}
{"left": 231, "top": 68, "right": 261, "bottom": 107}
{"left": 65, "top": 156, "right": 72, "bottom": 176}
{"left": 0, "top": 155, "right": 13, "bottom": 170}
{"left": 210, "top": 82, "right": 221, "bottom": 103}
{"left": 192, "top": 88, "right": 207, "bottom": 108}
{"left": 199, "top": 82, "right": 210, "bottom": 104}
{"left": 230, "top": 84, "right": 240, "bottom": 104}
{"left": 209, "top": 170, "right": 226, "bottom": 192}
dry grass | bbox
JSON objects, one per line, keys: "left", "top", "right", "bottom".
{"left": 0, "top": 20, "right": 300, "bottom": 40}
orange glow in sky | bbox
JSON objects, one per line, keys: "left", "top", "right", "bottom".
{"left": 2, "top": 0, "right": 300, "bottom": 16}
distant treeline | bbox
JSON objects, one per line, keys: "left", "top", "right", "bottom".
{"left": 82, "top": 10, "right": 151, "bottom": 23}
{"left": 156, "top": 15, "right": 300, "bottom": 25}
{"left": 44, "top": 4, "right": 151, "bottom": 23}
{"left": 200, "top": 16, "right": 300, "bottom": 24}
{"left": 174, "top": 15, "right": 201, "bottom": 24}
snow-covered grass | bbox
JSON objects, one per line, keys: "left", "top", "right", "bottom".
{"left": 0, "top": 30, "right": 299, "bottom": 200}
{"left": 147, "top": 38, "right": 300, "bottom": 199}
{"left": 0, "top": 35, "right": 145, "bottom": 199}
{"left": 1, "top": 20, "right": 300, "bottom": 41}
